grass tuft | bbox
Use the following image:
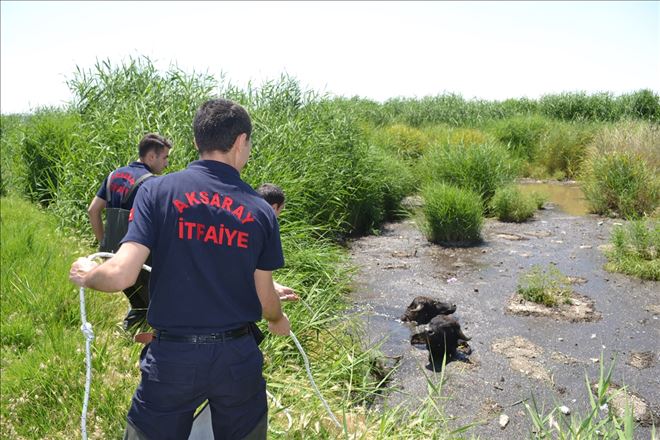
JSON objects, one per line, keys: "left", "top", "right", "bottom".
{"left": 421, "top": 183, "right": 484, "bottom": 245}
{"left": 605, "top": 220, "right": 659, "bottom": 281}
{"left": 517, "top": 264, "right": 572, "bottom": 307}
{"left": 489, "top": 185, "right": 537, "bottom": 222}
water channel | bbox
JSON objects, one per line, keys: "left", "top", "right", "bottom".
{"left": 517, "top": 180, "right": 590, "bottom": 216}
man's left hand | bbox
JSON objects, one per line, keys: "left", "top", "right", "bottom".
{"left": 274, "top": 282, "right": 299, "bottom": 301}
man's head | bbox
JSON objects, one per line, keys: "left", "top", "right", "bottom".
{"left": 138, "top": 133, "right": 172, "bottom": 175}
{"left": 256, "top": 183, "right": 285, "bottom": 217}
{"left": 193, "top": 99, "right": 252, "bottom": 169}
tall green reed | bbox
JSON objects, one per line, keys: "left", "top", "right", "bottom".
{"left": 419, "top": 141, "right": 520, "bottom": 210}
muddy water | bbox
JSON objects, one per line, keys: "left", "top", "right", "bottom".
{"left": 518, "top": 181, "right": 590, "bottom": 216}
{"left": 348, "top": 206, "right": 659, "bottom": 439}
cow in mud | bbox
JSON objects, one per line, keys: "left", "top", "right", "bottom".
{"left": 410, "top": 315, "right": 471, "bottom": 369}
{"left": 400, "top": 295, "right": 457, "bottom": 324}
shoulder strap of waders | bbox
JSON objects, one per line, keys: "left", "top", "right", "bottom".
{"left": 119, "top": 172, "right": 153, "bottom": 208}
{"left": 105, "top": 171, "right": 114, "bottom": 203}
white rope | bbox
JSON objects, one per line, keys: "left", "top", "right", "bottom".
{"left": 290, "top": 330, "right": 342, "bottom": 429}
{"left": 78, "top": 284, "right": 93, "bottom": 440}
{"left": 78, "top": 252, "right": 151, "bottom": 440}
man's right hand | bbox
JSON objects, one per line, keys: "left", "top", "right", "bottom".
{"left": 69, "top": 257, "right": 98, "bottom": 287}
{"left": 268, "top": 313, "right": 291, "bottom": 336}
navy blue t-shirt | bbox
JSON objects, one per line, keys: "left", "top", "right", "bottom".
{"left": 121, "top": 160, "right": 284, "bottom": 333}
{"left": 96, "top": 162, "right": 152, "bottom": 208}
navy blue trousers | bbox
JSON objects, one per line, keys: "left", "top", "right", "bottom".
{"left": 127, "top": 333, "right": 267, "bottom": 439}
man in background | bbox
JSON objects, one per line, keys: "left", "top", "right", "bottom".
{"left": 87, "top": 133, "right": 172, "bottom": 330}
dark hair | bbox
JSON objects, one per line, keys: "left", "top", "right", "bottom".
{"left": 138, "top": 133, "right": 172, "bottom": 158}
{"left": 256, "top": 183, "right": 285, "bottom": 207}
{"left": 193, "top": 98, "right": 252, "bottom": 153}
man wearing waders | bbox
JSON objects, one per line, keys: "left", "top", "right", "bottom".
{"left": 87, "top": 133, "right": 172, "bottom": 331}
{"left": 70, "top": 98, "right": 290, "bottom": 439}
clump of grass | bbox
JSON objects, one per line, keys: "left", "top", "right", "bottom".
{"left": 371, "top": 123, "right": 430, "bottom": 160}
{"left": 581, "top": 150, "right": 659, "bottom": 219}
{"left": 619, "top": 89, "right": 660, "bottom": 122}
{"left": 420, "top": 142, "right": 519, "bottom": 210}
{"left": 539, "top": 122, "right": 595, "bottom": 179}
{"left": 605, "top": 220, "right": 659, "bottom": 281}
{"left": 490, "top": 115, "right": 550, "bottom": 161}
{"left": 421, "top": 183, "right": 483, "bottom": 245}
{"left": 517, "top": 264, "right": 572, "bottom": 307}
{"left": 489, "top": 185, "right": 536, "bottom": 222}
{"left": 529, "top": 191, "right": 548, "bottom": 209}
{"left": 588, "top": 120, "right": 660, "bottom": 171}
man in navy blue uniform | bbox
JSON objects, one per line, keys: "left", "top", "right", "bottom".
{"left": 70, "top": 98, "right": 290, "bottom": 439}
{"left": 87, "top": 133, "right": 172, "bottom": 330}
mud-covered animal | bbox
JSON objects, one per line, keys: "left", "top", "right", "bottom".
{"left": 401, "top": 296, "right": 457, "bottom": 324}
{"left": 410, "top": 315, "right": 470, "bottom": 365}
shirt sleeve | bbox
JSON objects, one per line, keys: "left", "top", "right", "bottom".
{"left": 96, "top": 175, "right": 109, "bottom": 200}
{"left": 256, "top": 211, "right": 285, "bottom": 271}
{"left": 121, "top": 180, "right": 155, "bottom": 250}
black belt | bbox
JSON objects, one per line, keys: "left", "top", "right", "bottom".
{"left": 153, "top": 326, "right": 250, "bottom": 343}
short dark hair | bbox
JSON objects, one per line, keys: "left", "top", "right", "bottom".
{"left": 256, "top": 183, "right": 285, "bottom": 207}
{"left": 193, "top": 98, "right": 252, "bottom": 153}
{"left": 138, "top": 133, "right": 172, "bottom": 158}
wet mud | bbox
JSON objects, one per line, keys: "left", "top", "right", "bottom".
{"left": 348, "top": 202, "right": 659, "bottom": 439}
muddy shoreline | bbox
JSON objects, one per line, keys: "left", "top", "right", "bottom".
{"left": 348, "top": 204, "right": 659, "bottom": 438}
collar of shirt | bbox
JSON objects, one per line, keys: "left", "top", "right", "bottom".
{"left": 129, "top": 161, "right": 152, "bottom": 173}
{"left": 188, "top": 160, "right": 241, "bottom": 181}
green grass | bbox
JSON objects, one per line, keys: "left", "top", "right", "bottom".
{"left": 605, "top": 220, "right": 659, "bottom": 281}
{"left": 489, "top": 185, "right": 537, "bottom": 223}
{"left": 516, "top": 264, "right": 572, "bottom": 307}
{"left": 1, "top": 197, "right": 137, "bottom": 438}
{"left": 538, "top": 121, "right": 595, "bottom": 180}
{"left": 419, "top": 141, "right": 520, "bottom": 210}
{"left": 421, "top": 183, "right": 484, "bottom": 245}
{"left": 369, "top": 123, "right": 430, "bottom": 160}
{"left": 582, "top": 150, "right": 659, "bottom": 219}
{"left": 528, "top": 190, "right": 548, "bottom": 210}
{"left": 525, "top": 355, "right": 646, "bottom": 440}
{"left": 489, "top": 115, "right": 550, "bottom": 161}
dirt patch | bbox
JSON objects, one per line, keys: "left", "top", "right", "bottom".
{"left": 595, "top": 383, "right": 659, "bottom": 426}
{"left": 646, "top": 304, "right": 660, "bottom": 315}
{"left": 506, "top": 292, "right": 601, "bottom": 322}
{"left": 566, "top": 276, "right": 588, "bottom": 285}
{"left": 627, "top": 351, "right": 655, "bottom": 369}
{"left": 522, "top": 230, "right": 554, "bottom": 239}
{"left": 478, "top": 397, "right": 504, "bottom": 419}
{"left": 492, "top": 336, "right": 552, "bottom": 383}
{"left": 551, "top": 352, "right": 581, "bottom": 365}
{"left": 495, "top": 233, "right": 528, "bottom": 241}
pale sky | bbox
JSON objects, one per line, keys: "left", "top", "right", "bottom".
{"left": 1, "top": 1, "right": 659, "bottom": 114}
